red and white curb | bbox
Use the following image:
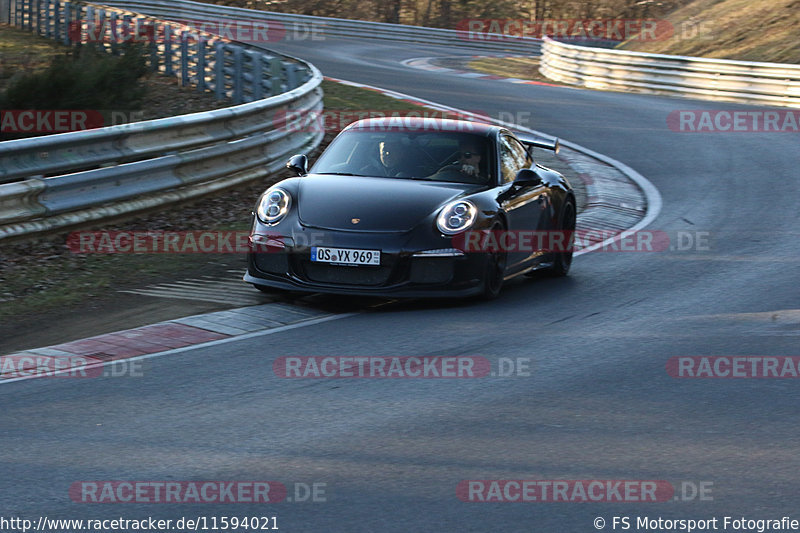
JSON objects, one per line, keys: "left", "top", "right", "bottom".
{"left": 401, "top": 55, "right": 566, "bottom": 87}
{"left": 0, "top": 303, "right": 347, "bottom": 383}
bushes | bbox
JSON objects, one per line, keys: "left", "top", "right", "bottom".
{"left": 0, "top": 43, "right": 149, "bottom": 134}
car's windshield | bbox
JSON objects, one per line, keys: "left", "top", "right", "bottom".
{"left": 310, "top": 130, "right": 494, "bottom": 185}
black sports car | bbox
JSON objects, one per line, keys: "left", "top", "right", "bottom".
{"left": 244, "top": 118, "right": 575, "bottom": 299}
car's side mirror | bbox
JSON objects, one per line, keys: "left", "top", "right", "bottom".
{"left": 286, "top": 154, "right": 308, "bottom": 176}
{"left": 514, "top": 168, "right": 542, "bottom": 187}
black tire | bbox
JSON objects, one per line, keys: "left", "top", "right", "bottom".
{"left": 480, "top": 221, "right": 507, "bottom": 300}
{"left": 547, "top": 198, "right": 576, "bottom": 277}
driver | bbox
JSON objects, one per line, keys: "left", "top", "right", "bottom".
{"left": 379, "top": 141, "right": 404, "bottom": 176}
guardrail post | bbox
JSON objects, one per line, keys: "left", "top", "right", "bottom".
{"left": 53, "top": 0, "right": 60, "bottom": 39}
{"left": 61, "top": 0, "right": 72, "bottom": 45}
{"left": 232, "top": 46, "right": 243, "bottom": 104}
{"left": 132, "top": 16, "right": 147, "bottom": 48}
{"left": 45, "top": 0, "right": 58, "bottom": 39}
{"left": 46, "top": 0, "right": 52, "bottom": 36}
{"left": 246, "top": 49, "right": 263, "bottom": 100}
{"left": 109, "top": 12, "right": 120, "bottom": 54}
{"left": 93, "top": 8, "right": 105, "bottom": 53}
{"left": 269, "top": 57, "right": 283, "bottom": 95}
{"left": 84, "top": 5, "right": 96, "bottom": 47}
{"left": 43, "top": 0, "right": 49, "bottom": 36}
{"left": 60, "top": 0, "right": 66, "bottom": 42}
{"left": 34, "top": 0, "right": 41, "bottom": 33}
{"left": 164, "top": 24, "right": 174, "bottom": 76}
{"left": 120, "top": 14, "right": 132, "bottom": 46}
{"left": 2, "top": 0, "right": 11, "bottom": 24}
{"left": 196, "top": 37, "right": 207, "bottom": 92}
{"left": 285, "top": 63, "right": 298, "bottom": 90}
{"left": 47, "top": 0, "right": 56, "bottom": 39}
{"left": 215, "top": 41, "right": 227, "bottom": 99}
{"left": 147, "top": 20, "right": 159, "bottom": 71}
{"left": 180, "top": 30, "right": 190, "bottom": 87}
{"left": 12, "top": 0, "right": 20, "bottom": 27}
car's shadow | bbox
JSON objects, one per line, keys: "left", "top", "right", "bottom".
{"left": 267, "top": 271, "right": 579, "bottom": 315}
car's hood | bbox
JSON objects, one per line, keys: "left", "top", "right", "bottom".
{"left": 298, "top": 175, "right": 477, "bottom": 232}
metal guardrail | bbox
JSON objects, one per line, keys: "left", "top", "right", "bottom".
{"left": 99, "top": 0, "right": 543, "bottom": 55}
{"left": 0, "top": 0, "right": 323, "bottom": 241}
{"left": 10, "top": 0, "right": 312, "bottom": 103}
{"left": 540, "top": 37, "right": 800, "bottom": 108}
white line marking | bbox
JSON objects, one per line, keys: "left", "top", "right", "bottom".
{"left": 0, "top": 313, "right": 358, "bottom": 385}
{"left": 156, "top": 282, "right": 262, "bottom": 295}
{"left": 118, "top": 289, "right": 258, "bottom": 305}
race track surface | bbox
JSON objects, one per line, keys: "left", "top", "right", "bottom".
{"left": 2, "top": 34, "right": 799, "bottom": 532}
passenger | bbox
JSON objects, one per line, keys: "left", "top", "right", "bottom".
{"left": 436, "top": 140, "right": 484, "bottom": 182}
{"left": 455, "top": 142, "right": 483, "bottom": 179}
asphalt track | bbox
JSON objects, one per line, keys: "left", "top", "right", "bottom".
{"left": 2, "top": 35, "right": 799, "bottom": 532}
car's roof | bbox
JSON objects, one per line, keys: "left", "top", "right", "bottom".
{"left": 343, "top": 117, "right": 499, "bottom": 136}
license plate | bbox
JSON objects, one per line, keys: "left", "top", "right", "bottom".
{"left": 311, "top": 247, "right": 380, "bottom": 266}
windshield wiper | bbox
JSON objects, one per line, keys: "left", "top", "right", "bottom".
{"left": 315, "top": 172, "right": 367, "bottom": 176}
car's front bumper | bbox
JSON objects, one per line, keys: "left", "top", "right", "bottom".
{"left": 244, "top": 227, "right": 489, "bottom": 298}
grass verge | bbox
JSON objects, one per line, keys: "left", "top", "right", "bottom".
{"left": 467, "top": 57, "right": 551, "bottom": 83}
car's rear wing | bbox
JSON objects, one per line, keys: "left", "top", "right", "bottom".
{"left": 516, "top": 132, "right": 560, "bottom": 154}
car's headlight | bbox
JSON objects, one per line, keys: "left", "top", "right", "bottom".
{"left": 436, "top": 200, "right": 477, "bottom": 235}
{"left": 256, "top": 187, "right": 291, "bottom": 225}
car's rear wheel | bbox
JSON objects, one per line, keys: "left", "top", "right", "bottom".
{"left": 481, "top": 221, "right": 507, "bottom": 300}
{"left": 547, "top": 198, "right": 575, "bottom": 277}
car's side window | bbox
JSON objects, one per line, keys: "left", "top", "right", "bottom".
{"left": 499, "top": 134, "right": 531, "bottom": 183}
